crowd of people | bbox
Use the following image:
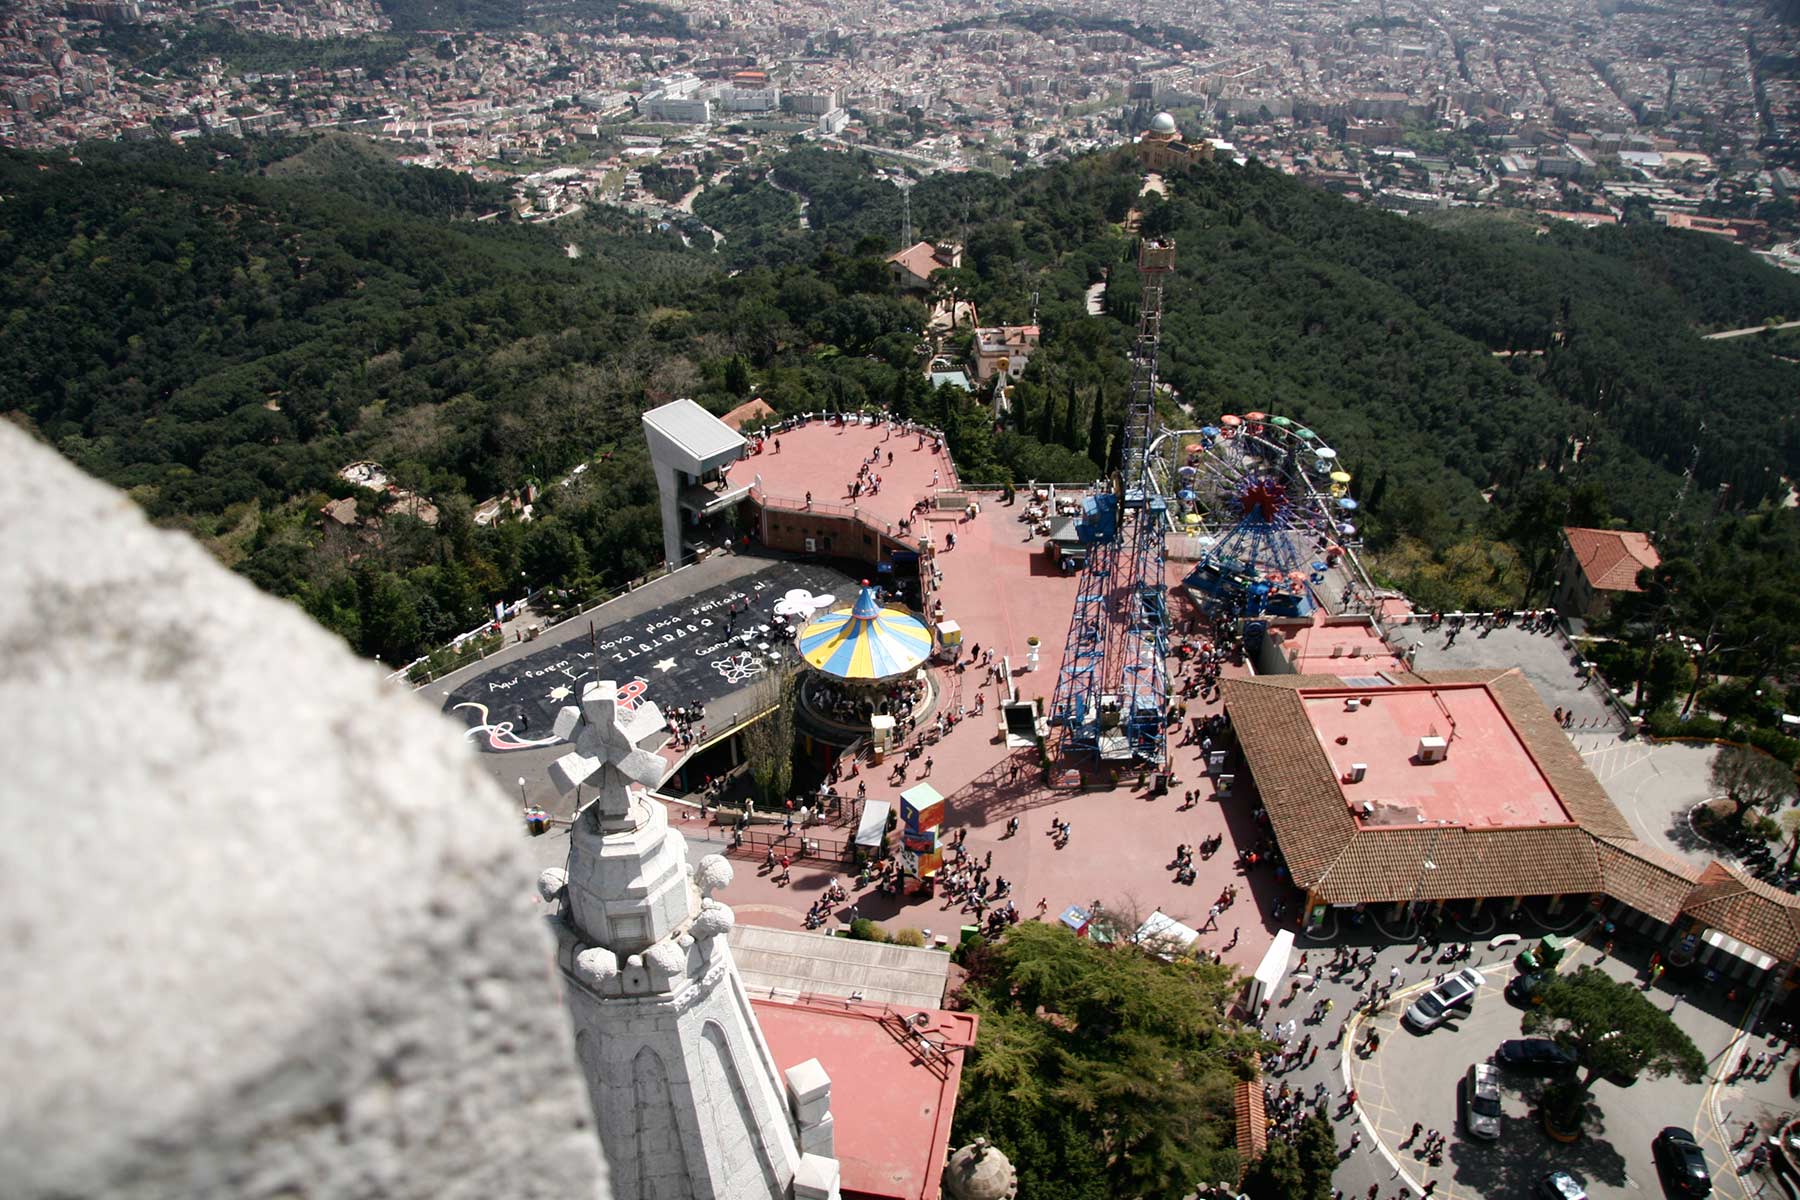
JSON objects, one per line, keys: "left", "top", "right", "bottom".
{"left": 666, "top": 703, "right": 707, "bottom": 749}
{"left": 805, "top": 675, "right": 927, "bottom": 727}
{"left": 1424, "top": 605, "right": 1561, "bottom": 648}
{"left": 747, "top": 407, "right": 947, "bottom": 452}
{"left": 803, "top": 877, "right": 852, "bottom": 930}
{"left": 1170, "top": 626, "right": 1234, "bottom": 704}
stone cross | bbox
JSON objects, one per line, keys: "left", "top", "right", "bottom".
{"left": 547, "top": 680, "right": 666, "bottom": 819}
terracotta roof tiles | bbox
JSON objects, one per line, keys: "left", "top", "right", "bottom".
{"left": 1234, "top": 1078, "right": 1267, "bottom": 1171}
{"left": 1219, "top": 676, "right": 1354, "bottom": 890}
{"left": 1314, "top": 823, "right": 1599, "bottom": 906}
{"left": 1564, "top": 527, "right": 1659, "bottom": 593}
{"left": 1595, "top": 838, "right": 1703, "bottom": 924}
{"left": 1225, "top": 667, "right": 1800, "bottom": 967}
{"left": 1680, "top": 862, "right": 1800, "bottom": 964}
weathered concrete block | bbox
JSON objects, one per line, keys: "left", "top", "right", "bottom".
{"left": 0, "top": 426, "right": 610, "bottom": 1200}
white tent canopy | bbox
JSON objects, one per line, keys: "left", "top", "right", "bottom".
{"left": 1243, "top": 929, "right": 1296, "bottom": 1013}
{"left": 854, "top": 800, "right": 891, "bottom": 849}
{"left": 1135, "top": 910, "right": 1201, "bottom": 960}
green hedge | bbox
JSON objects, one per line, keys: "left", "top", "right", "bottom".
{"left": 1640, "top": 708, "right": 1800, "bottom": 767}
{"left": 1642, "top": 707, "right": 1727, "bottom": 740}
{"left": 1745, "top": 726, "right": 1800, "bottom": 767}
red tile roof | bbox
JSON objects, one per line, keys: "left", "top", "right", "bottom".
{"left": 1680, "top": 862, "right": 1800, "bottom": 964}
{"left": 1564, "top": 527, "right": 1660, "bottom": 593}
{"left": 1234, "top": 1078, "right": 1267, "bottom": 1171}
{"left": 1595, "top": 837, "right": 1701, "bottom": 924}
{"left": 1223, "top": 669, "right": 1800, "bottom": 966}
{"left": 887, "top": 241, "right": 947, "bottom": 282}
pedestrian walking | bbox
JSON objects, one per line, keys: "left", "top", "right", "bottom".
{"left": 1389, "top": 964, "right": 1401, "bottom": 986}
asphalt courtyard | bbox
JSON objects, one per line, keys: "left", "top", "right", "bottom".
{"left": 420, "top": 552, "right": 855, "bottom": 808}
{"left": 1344, "top": 936, "right": 1772, "bottom": 1200}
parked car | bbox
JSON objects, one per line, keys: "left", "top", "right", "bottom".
{"left": 1535, "top": 1169, "right": 1587, "bottom": 1200}
{"left": 1403, "top": 967, "right": 1486, "bottom": 1031}
{"left": 1460, "top": 1061, "right": 1502, "bottom": 1139}
{"left": 1652, "top": 1126, "right": 1712, "bottom": 1196}
{"left": 1495, "top": 1037, "right": 1577, "bottom": 1077}
{"left": 1506, "top": 971, "right": 1548, "bottom": 1006}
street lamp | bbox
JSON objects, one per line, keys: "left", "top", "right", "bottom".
{"left": 1408, "top": 820, "right": 1441, "bottom": 929}
{"left": 1409, "top": 859, "right": 1437, "bottom": 929}
{"left": 518, "top": 776, "right": 527, "bottom": 807}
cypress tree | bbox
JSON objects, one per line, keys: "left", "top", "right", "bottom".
{"left": 1087, "top": 384, "right": 1109, "bottom": 469}
{"left": 1060, "top": 379, "right": 1081, "bottom": 449}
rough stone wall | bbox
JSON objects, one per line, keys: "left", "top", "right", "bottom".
{"left": 0, "top": 425, "right": 611, "bottom": 1200}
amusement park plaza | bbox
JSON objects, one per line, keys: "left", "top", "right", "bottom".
{"left": 439, "top": 397, "right": 1800, "bottom": 997}
{"left": 420, "top": 363, "right": 1800, "bottom": 1200}
{"left": 422, "top": 239, "right": 1800, "bottom": 1200}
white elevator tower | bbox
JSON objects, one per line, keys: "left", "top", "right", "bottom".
{"left": 537, "top": 681, "right": 841, "bottom": 1200}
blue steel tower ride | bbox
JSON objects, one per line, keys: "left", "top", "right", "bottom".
{"left": 1049, "top": 238, "right": 1174, "bottom": 768}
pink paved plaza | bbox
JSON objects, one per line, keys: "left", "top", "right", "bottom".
{"left": 705, "top": 419, "right": 1295, "bottom": 972}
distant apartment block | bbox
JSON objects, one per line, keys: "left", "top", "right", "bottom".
{"left": 789, "top": 90, "right": 843, "bottom": 116}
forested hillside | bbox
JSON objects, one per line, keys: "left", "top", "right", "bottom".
{"left": 4, "top": 135, "right": 1797, "bottom": 670}
{"left": 0, "top": 138, "right": 981, "bottom": 664}
{"left": 701, "top": 146, "right": 1800, "bottom": 608}
{"left": 371, "top": 0, "right": 686, "bottom": 34}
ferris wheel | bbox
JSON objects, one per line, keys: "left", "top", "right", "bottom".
{"left": 1164, "top": 411, "right": 1362, "bottom": 617}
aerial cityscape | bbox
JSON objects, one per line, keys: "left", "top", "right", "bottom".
{"left": 5, "top": 1, "right": 1800, "bottom": 1200}
{"left": 7, "top": 0, "right": 1800, "bottom": 257}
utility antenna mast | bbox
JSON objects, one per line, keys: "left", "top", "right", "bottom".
{"left": 1666, "top": 418, "right": 1705, "bottom": 530}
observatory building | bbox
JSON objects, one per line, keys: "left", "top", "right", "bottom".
{"left": 1136, "top": 110, "right": 1212, "bottom": 172}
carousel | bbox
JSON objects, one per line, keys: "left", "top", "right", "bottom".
{"left": 795, "top": 582, "right": 936, "bottom": 742}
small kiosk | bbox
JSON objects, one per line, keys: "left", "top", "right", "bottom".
{"left": 934, "top": 619, "right": 963, "bottom": 662}
{"left": 899, "top": 782, "right": 947, "bottom": 885}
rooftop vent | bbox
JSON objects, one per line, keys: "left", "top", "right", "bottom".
{"left": 1345, "top": 697, "right": 1361, "bottom": 712}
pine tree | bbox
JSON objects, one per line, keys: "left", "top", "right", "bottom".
{"left": 1239, "top": 1139, "right": 1305, "bottom": 1200}
{"left": 1038, "top": 376, "right": 1057, "bottom": 443}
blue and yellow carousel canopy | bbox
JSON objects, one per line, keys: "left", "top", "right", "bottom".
{"left": 798, "top": 585, "right": 933, "bottom": 681}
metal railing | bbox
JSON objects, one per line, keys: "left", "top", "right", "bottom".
{"left": 721, "top": 825, "right": 855, "bottom": 863}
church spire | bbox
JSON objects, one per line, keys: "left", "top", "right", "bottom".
{"left": 536, "top": 680, "right": 839, "bottom": 1200}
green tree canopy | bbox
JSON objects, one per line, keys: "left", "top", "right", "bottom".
{"left": 1521, "top": 965, "right": 1706, "bottom": 1093}
{"left": 1711, "top": 744, "right": 1798, "bottom": 818}
{"left": 1243, "top": 1105, "right": 1338, "bottom": 1200}
{"left": 952, "top": 920, "right": 1264, "bottom": 1199}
